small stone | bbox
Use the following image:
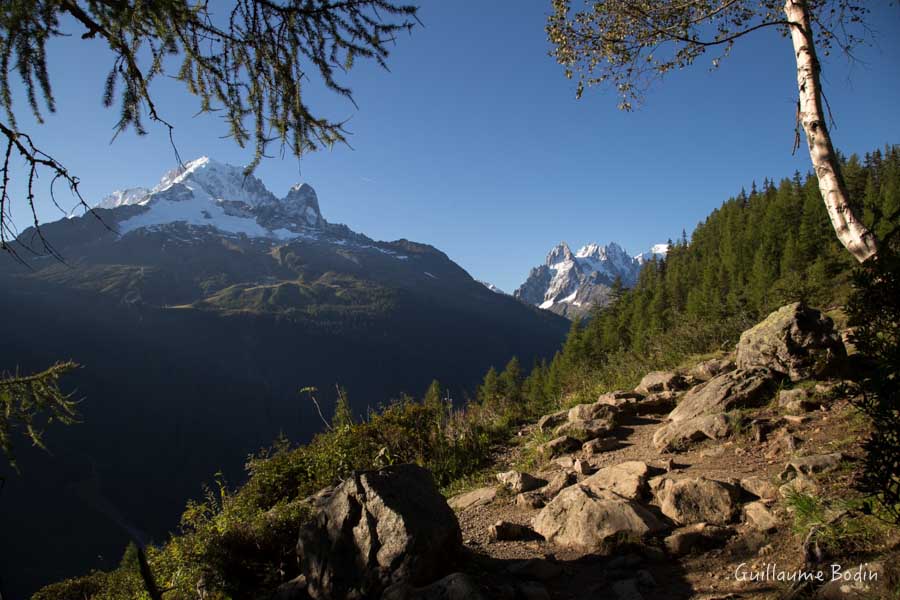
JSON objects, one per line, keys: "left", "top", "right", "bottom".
{"left": 739, "top": 476, "right": 779, "bottom": 500}
{"left": 780, "top": 452, "right": 844, "bottom": 480}
{"left": 537, "top": 436, "right": 580, "bottom": 460}
{"left": 583, "top": 437, "right": 617, "bottom": 456}
{"left": 573, "top": 459, "right": 594, "bottom": 475}
{"left": 489, "top": 520, "right": 541, "bottom": 542}
{"left": 663, "top": 523, "right": 734, "bottom": 557}
{"left": 448, "top": 486, "right": 497, "bottom": 511}
{"left": 496, "top": 470, "right": 547, "bottom": 493}
{"left": 779, "top": 473, "right": 819, "bottom": 498}
{"left": 516, "top": 491, "right": 545, "bottom": 509}
{"left": 744, "top": 501, "right": 778, "bottom": 532}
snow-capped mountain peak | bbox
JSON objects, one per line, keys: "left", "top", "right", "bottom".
{"left": 546, "top": 242, "right": 574, "bottom": 266}
{"left": 95, "top": 187, "right": 151, "bottom": 210}
{"left": 635, "top": 243, "right": 670, "bottom": 264}
{"left": 82, "top": 157, "right": 337, "bottom": 242}
{"left": 515, "top": 241, "right": 668, "bottom": 318}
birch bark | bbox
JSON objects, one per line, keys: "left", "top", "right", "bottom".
{"left": 784, "top": 0, "right": 878, "bottom": 263}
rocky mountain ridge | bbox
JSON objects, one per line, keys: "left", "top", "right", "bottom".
{"left": 515, "top": 241, "right": 668, "bottom": 318}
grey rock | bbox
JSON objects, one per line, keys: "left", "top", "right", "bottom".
{"left": 636, "top": 371, "right": 688, "bottom": 394}
{"left": 779, "top": 474, "right": 820, "bottom": 498}
{"left": 297, "top": 464, "right": 461, "bottom": 599}
{"left": 780, "top": 452, "right": 844, "bottom": 480}
{"left": 573, "top": 458, "right": 594, "bottom": 475}
{"left": 534, "top": 485, "right": 665, "bottom": 551}
{"left": 567, "top": 401, "right": 620, "bottom": 424}
{"left": 653, "top": 413, "right": 734, "bottom": 452}
{"left": 595, "top": 390, "right": 645, "bottom": 412}
{"left": 667, "top": 368, "right": 780, "bottom": 423}
{"left": 689, "top": 357, "right": 736, "bottom": 382}
{"left": 537, "top": 435, "right": 581, "bottom": 460}
{"left": 743, "top": 501, "right": 778, "bottom": 532}
{"left": 489, "top": 520, "right": 541, "bottom": 542}
{"left": 779, "top": 388, "right": 823, "bottom": 413}
{"left": 582, "top": 437, "right": 618, "bottom": 456}
{"left": 664, "top": 523, "right": 735, "bottom": 557}
{"left": 554, "top": 417, "right": 617, "bottom": 442}
{"left": 735, "top": 302, "right": 846, "bottom": 381}
{"left": 447, "top": 486, "right": 496, "bottom": 511}
{"left": 581, "top": 461, "right": 651, "bottom": 501}
{"left": 656, "top": 477, "right": 740, "bottom": 526}
{"left": 496, "top": 470, "right": 547, "bottom": 493}
{"left": 739, "top": 476, "right": 779, "bottom": 501}
{"left": 543, "top": 471, "right": 576, "bottom": 499}
{"left": 516, "top": 491, "right": 546, "bottom": 509}
{"left": 637, "top": 391, "right": 679, "bottom": 415}
{"left": 536, "top": 409, "right": 569, "bottom": 434}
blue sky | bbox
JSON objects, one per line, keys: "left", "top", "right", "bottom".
{"left": 9, "top": 0, "right": 900, "bottom": 292}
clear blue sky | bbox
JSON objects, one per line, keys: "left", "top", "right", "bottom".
{"left": 9, "top": 0, "right": 900, "bottom": 293}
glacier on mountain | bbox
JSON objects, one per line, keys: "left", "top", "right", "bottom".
{"left": 515, "top": 241, "right": 667, "bottom": 318}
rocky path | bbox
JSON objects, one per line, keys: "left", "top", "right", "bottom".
{"left": 287, "top": 303, "right": 894, "bottom": 600}
{"left": 444, "top": 304, "right": 888, "bottom": 600}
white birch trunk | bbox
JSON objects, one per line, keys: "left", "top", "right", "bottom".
{"left": 784, "top": 0, "right": 878, "bottom": 263}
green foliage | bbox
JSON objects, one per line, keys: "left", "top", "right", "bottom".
{"left": 847, "top": 241, "right": 900, "bottom": 523}
{"left": 36, "top": 377, "right": 516, "bottom": 599}
{"left": 547, "top": 0, "right": 870, "bottom": 109}
{"left": 0, "top": 361, "right": 78, "bottom": 471}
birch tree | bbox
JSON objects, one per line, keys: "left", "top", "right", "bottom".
{"left": 547, "top": 0, "right": 880, "bottom": 263}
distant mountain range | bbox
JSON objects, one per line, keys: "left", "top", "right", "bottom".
{"left": 0, "top": 157, "right": 568, "bottom": 597}
{"left": 514, "top": 241, "right": 669, "bottom": 318}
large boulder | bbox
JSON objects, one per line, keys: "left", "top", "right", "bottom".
{"left": 581, "top": 461, "right": 651, "bottom": 501}
{"left": 534, "top": 485, "right": 665, "bottom": 552}
{"left": 636, "top": 371, "right": 688, "bottom": 395}
{"left": 567, "top": 401, "right": 620, "bottom": 424}
{"left": 735, "top": 302, "right": 846, "bottom": 381}
{"left": 554, "top": 417, "right": 617, "bottom": 442}
{"left": 297, "top": 464, "right": 461, "bottom": 599}
{"left": 655, "top": 477, "right": 740, "bottom": 526}
{"left": 667, "top": 368, "right": 779, "bottom": 423}
{"left": 652, "top": 413, "right": 734, "bottom": 452}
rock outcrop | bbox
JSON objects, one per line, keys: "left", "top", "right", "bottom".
{"left": 735, "top": 302, "right": 846, "bottom": 381}
{"left": 667, "top": 368, "right": 780, "bottom": 423}
{"left": 534, "top": 485, "right": 665, "bottom": 551}
{"left": 297, "top": 464, "right": 461, "bottom": 599}
{"left": 655, "top": 477, "right": 740, "bottom": 526}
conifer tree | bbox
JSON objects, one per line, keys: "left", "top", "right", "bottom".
{"left": 0, "top": 361, "right": 78, "bottom": 472}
